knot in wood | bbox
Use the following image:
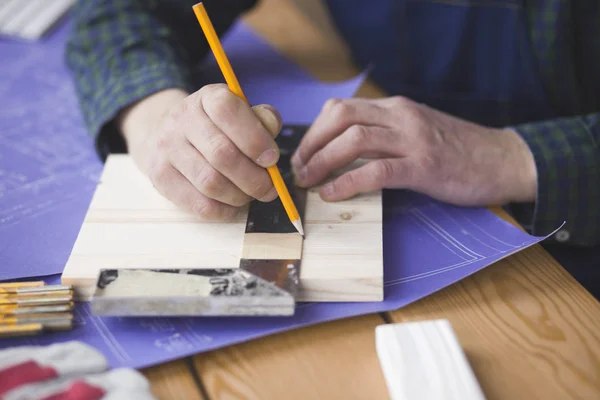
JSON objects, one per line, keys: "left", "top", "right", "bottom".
{"left": 340, "top": 212, "right": 352, "bottom": 221}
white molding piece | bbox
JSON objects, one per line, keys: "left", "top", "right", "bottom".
{"left": 0, "top": 0, "right": 74, "bottom": 41}
{"left": 375, "top": 319, "right": 486, "bottom": 400}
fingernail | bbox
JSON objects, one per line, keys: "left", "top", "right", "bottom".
{"left": 257, "top": 149, "right": 278, "bottom": 167}
{"left": 259, "top": 187, "right": 278, "bottom": 202}
{"left": 254, "top": 105, "right": 282, "bottom": 137}
{"left": 262, "top": 105, "right": 282, "bottom": 126}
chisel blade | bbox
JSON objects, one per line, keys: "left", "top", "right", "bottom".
{"left": 90, "top": 263, "right": 298, "bottom": 317}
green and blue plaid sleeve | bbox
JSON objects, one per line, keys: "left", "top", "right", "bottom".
{"left": 65, "top": 0, "right": 256, "bottom": 160}
{"left": 512, "top": 114, "right": 600, "bottom": 246}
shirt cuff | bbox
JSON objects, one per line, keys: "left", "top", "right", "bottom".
{"left": 510, "top": 115, "right": 600, "bottom": 246}
{"left": 79, "top": 63, "right": 196, "bottom": 162}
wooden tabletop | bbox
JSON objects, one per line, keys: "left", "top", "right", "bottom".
{"left": 141, "top": 1, "right": 600, "bottom": 398}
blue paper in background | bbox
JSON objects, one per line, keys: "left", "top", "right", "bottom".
{"left": 0, "top": 17, "right": 556, "bottom": 368}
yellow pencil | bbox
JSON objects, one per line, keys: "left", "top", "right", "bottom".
{"left": 192, "top": 2, "right": 304, "bottom": 236}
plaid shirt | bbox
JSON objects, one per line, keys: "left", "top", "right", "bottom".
{"left": 65, "top": 0, "right": 600, "bottom": 247}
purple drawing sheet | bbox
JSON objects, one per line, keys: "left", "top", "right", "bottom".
{"left": 0, "top": 192, "right": 556, "bottom": 369}
{"left": 0, "top": 19, "right": 365, "bottom": 281}
{"left": 0, "top": 21, "right": 102, "bottom": 281}
{"left": 0, "top": 17, "right": 558, "bottom": 368}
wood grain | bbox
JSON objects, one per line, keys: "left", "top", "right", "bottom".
{"left": 376, "top": 319, "right": 486, "bottom": 400}
{"left": 193, "top": 314, "right": 390, "bottom": 400}
{"left": 62, "top": 154, "right": 383, "bottom": 302}
{"left": 388, "top": 243, "right": 600, "bottom": 399}
{"left": 142, "top": 359, "right": 204, "bottom": 400}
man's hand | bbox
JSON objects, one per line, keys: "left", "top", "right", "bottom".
{"left": 118, "top": 85, "right": 282, "bottom": 220}
{"left": 291, "top": 96, "right": 537, "bottom": 207}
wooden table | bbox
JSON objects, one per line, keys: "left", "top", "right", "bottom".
{"left": 141, "top": 1, "right": 600, "bottom": 398}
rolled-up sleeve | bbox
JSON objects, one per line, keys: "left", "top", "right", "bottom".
{"left": 65, "top": 0, "right": 257, "bottom": 159}
{"left": 510, "top": 113, "right": 600, "bottom": 246}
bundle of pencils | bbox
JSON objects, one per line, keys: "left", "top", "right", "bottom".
{"left": 0, "top": 281, "right": 74, "bottom": 338}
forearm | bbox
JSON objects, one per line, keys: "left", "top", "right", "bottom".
{"left": 65, "top": 0, "right": 256, "bottom": 160}
{"left": 510, "top": 112, "right": 600, "bottom": 246}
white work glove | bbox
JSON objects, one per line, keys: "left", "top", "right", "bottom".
{"left": 0, "top": 341, "right": 156, "bottom": 400}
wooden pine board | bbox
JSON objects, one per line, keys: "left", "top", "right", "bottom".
{"left": 241, "top": 233, "right": 303, "bottom": 259}
{"left": 61, "top": 154, "right": 383, "bottom": 302}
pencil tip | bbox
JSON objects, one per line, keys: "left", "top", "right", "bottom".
{"left": 292, "top": 220, "right": 304, "bottom": 237}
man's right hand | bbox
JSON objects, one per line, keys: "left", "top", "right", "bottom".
{"left": 117, "top": 85, "right": 283, "bottom": 220}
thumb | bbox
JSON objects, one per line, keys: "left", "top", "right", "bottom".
{"left": 252, "top": 104, "right": 282, "bottom": 138}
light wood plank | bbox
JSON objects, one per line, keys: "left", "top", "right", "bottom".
{"left": 387, "top": 243, "right": 600, "bottom": 400}
{"left": 241, "top": 233, "right": 303, "bottom": 260}
{"left": 142, "top": 359, "right": 205, "bottom": 400}
{"left": 376, "top": 319, "right": 486, "bottom": 400}
{"left": 62, "top": 155, "right": 383, "bottom": 302}
{"left": 193, "top": 314, "right": 390, "bottom": 399}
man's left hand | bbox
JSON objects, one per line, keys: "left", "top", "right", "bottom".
{"left": 291, "top": 96, "right": 537, "bottom": 206}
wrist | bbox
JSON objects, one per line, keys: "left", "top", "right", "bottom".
{"left": 501, "top": 128, "right": 538, "bottom": 203}
{"left": 117, "top": 88, "right": 189, "bottom": 149}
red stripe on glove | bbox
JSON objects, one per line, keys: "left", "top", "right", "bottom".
{"left": 0, "top": 360, "right": 58, "bottom": 395}
{"left": 41, "top": 380, "right": 105, "bottom": 400}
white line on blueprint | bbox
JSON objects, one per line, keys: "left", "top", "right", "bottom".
{"left": 408, "top": 212, "right": 473, "bottom": 262}
{"left": 412, "top": 207, "right": 484, "bottom": 259}
{"left": 82, "top": 305, "right": 131, "bottom": 362}
{"left": 382, "top": 201, "right": 518, "bottom": 287}
{"left": 430, "top": 203, "right": 509, "bottom": 253}
{"left": 385, "top": 259, "right": 478, "bottom": 286}
{"left": 462, "top": 212, "right": 521, "bottom": 249}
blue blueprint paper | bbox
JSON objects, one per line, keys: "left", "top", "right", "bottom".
{"left": 0, "top": 191, "right": 556, "bottom": 369}
{"left": 0, "top": 19, "right": 365, "bottom": 281}
{"left": 0, "top": 18, "right": 557, "bottom": 368}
